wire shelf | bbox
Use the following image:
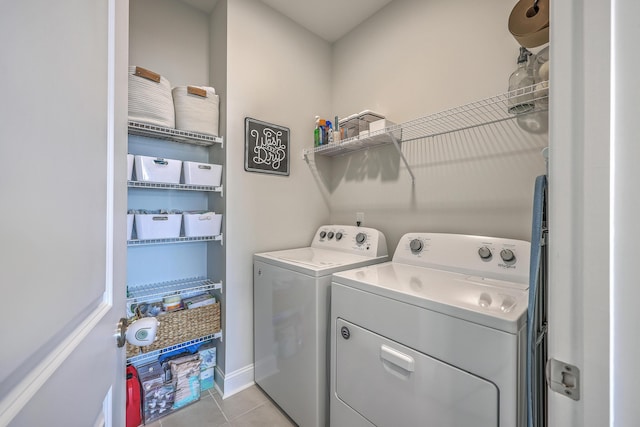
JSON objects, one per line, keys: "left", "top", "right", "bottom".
{"left": 127, "top": 277, "right": 223, "bottom": 304}
{"left": 303, "top": 81, "right": 549, "bottom": 158}
{"left": 127, "top": 180, "right": 223, "bottom": 193}
{"left": 127, "top": 332, "right": 222, "bottom": 366}
{"left": 127, "top": 234, "right": 223, "bottom": 247}
{"left": 128, "top": 121, "right": 223, "bottom": 147}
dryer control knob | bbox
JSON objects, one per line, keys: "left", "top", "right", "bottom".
{"left": 500, "top": 249, "right": 516, "bottom": 263}
{"left": 478, "top": 246, "right": 492, "bottom": 260}
{"left": 319, "top": 231, "right": 326, "bottom": 238}
{"left": 409, "top": 239, "right": 423, "bottom": 253}
{"left": 355, "top": 232, "right": 367, "bottom": 245}
{"left": 327, "top": 231, "right": 335, "bottom": 239}
{"left": 335, "top": 232, "right": 343, "bottom": 241}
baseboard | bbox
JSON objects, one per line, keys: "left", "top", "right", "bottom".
{"left": 214, "top": 364, "right": 255, "bottom": 399}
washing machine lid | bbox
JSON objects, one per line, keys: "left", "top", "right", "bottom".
{"left": 332, "top": 262, "right": 528, "bottom": 333}
{"left": 254, "top": 247, "right": 389, "bottom": 277}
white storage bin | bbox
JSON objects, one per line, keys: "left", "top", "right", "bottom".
{"left": 134, "top": 214, "right": 182, "bottom": 240}
{"left": 127, "top": 154, "right": 134, "bottom": 181}
{"left": 182, "top": 161, "right": 222, "bottom": 186}
{"left": 134, "top": 155, "right": 182, "bottom": 184}
{"left": 172, "top": 86, "right": 219, "bottom": 136}
{"left": 127, "top": 214, "right": 134, "bottom": 240}
{"left": 128, "top": 66, "right": 175, "bottom": 128}
{"left": 183, "top": 212, "right": 222, "bottom": 237}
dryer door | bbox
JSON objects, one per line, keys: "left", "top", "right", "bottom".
{"left": 335, "top": 318, "right": 499, "bottom": 427}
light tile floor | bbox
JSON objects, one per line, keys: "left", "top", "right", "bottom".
{"left": 145, "top": 385, "right": 296, "bottom": 427}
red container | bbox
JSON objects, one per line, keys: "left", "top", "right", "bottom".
{"left": 126, "top": 365, "right": 143, "bottom": 427}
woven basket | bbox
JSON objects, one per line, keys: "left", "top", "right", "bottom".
{"left": 127, "top": 302, "right": 221, "bottom": 356}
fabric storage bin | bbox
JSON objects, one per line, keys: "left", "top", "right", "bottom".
{"left": 134, "top": 155, "right": 182, "bottom": 184}
{"left": 134, "top": 213, "right": 182, "bottom": 240}
{"left": 127, "top": 154, "right": 134, "bottom": 181}
{"left": 182, "top": 161, "right": 222, "bottom": 186}
{"left": 127, "top": 214, "right": 134, "bottom": 240}
{"left": 183, "top": 212, "right": 222, "bottom": 237}
{"left": 137, "top": 302, "right": 221, "bottom": 353}
{"left": 128, "top": 66, "right": 175, "bottom": 128}
{"left": 172, "top": 86, "right": 219, "bottom": 136}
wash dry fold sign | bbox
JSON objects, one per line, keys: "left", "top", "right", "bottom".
{"left": 244, "top": 117, "right": 290, "bottom": 176}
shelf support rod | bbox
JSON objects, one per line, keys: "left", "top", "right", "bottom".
{"left": 388, "top": 133, "right": 415, "bottom": 183}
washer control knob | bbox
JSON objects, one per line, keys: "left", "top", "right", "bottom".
{"left": 335, "top": 232, "right": 343, "bottom": 241}
{"left": 355, "top": 232, "right": 367, "bottom": 245}
{"left": 500, "top": 249, "right": 516, "bottom": 263}
{"left": 409, "top": 239, "right": 423, "bottom": 253}
{"left": 478, "top": 246, "right": 492, "bottom": 260}
{"left": 327, "top": 231, "right": 335, "bottom": 239}
{"left": 319, "top": 231, "right": 326, "bottom": 238}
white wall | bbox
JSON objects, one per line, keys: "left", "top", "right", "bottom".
{"left": 208, "top": 0, "right": 229, "bottom": 387}
{"left": 129, "top": 0, "right": 210, "bottom": 86}
{"left": 325, "top": 0, "right": 547, "bottom": 251}
{"left": 611, "top": 0, "right": 640, "bottom": 424}
{"left": 548, "top": 0, "right": 610, "bottom": 425}
{"left": 224, "top": 0, "right": 332, "bottom": 384}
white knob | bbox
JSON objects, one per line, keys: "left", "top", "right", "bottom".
{"left": 478, "top": 246, "right": 492, "bottom": 260}
{"left": 500, "top": 249, "right": 515, "bottom": 262}
{"left": 409, "top": 239, "right": 423, "bottom": 253}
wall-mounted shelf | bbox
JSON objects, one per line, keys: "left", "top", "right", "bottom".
{"left": 302, "top": 81, "right": 549, "bottom": 182}
{"left": 128, "top": 180, "right": 223, "bottom": 194}
{"left": 128, "top": 234, "right": 223, "bottom": 246}
{"left": 127, "top": 277, "right": 223, "bottom": 304}
{"left": 127, "top": 332, "right": 223, "bottom": 366}
{"left": 128, "top": 120, "right": 224, "bottom": 147}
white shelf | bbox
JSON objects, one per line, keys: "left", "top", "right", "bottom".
{"left": 128, "top": 180, "right": 223, "bottom": 193}
{"left": 127, "top": 234, "right": 223, "bottom": 247}
{"left": 127, "top": 332, "right": 223, "bottom": 366}
{"left": 127, "top": 277, "right": 223, "bottom": 304}
{"left": 303, "top": 82, "right": 549, "bottom": 166}
{"left": 128, "top": 120, "right": 223, "bottom": 147}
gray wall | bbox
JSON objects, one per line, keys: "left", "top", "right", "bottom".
{"left": 129, "top": 0, "right": 210, "bottom": 86}
{"left": 324, "top": 0, "right": 548, "bottom": 252}
{"left": 224, "top": 0, "right": 332, "bottom": 378}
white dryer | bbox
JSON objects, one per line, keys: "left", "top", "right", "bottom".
{"left": 254, "top": 225, "right": 388, "bottom": 427}
{"left": 330, "top": 233, "right": 530, "bottom": 427}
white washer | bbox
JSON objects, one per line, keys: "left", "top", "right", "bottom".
{"left": 254, "top": 225, "right": 388, "bottom": 427}
{"left": 330, "top": 233, "right": 530, "bottom": 427}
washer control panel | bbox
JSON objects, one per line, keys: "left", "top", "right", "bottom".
{"left": 312, "top": 225, "right": 388, "bottom": 257}
{"left": 394, "top": 233, "right": 531, "bottom": 285}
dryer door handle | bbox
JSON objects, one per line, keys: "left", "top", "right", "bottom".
{"left": 380, "top": 345, "right": 415, "bottom": 372}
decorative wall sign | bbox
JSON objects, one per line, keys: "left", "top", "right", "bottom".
{"left": 244, "top": 117, "right": 290, "bottom": 176}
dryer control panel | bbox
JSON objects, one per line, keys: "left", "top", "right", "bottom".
{"left": 394, "top": 233, "right": 530, "bottom": 285}
{"left": 312, "top": 225, "right": 388, "bottom": 257}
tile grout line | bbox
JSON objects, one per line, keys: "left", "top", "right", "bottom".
{"left": 209, "top": 389, "right": 231, "bottom": 423}
{"left": 209, "top": 387, "right": 271, "bottom": 422}
{"left": 224, "top": 401, "right": 271, "bottom": 423}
